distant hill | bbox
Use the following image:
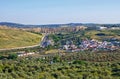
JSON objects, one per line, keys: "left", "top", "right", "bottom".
{"left": 0, "top": 22, "right": 83, "bottom": 28}
{"left": 0, "top": 27, "right": 42, "bottom": 49}
{"left": 0, "top": 22, "right": 25, "bottom": 28}
{"left": 0, "top": 22, "right": 120, "bottom": 28}
{"left": 0, "top": 22, "right": 62, "bottom": 28}
{"left": 0, "top": 22, "right": 100, "bottom": 28}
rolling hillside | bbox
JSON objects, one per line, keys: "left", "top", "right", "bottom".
{"left": 0, "top": 27, "right": 42, "bottom": 49}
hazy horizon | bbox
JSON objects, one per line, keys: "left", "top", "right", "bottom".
{"left": 1, "top": 0, "right": 120, "bottom": 25}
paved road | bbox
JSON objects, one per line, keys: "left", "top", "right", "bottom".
{"left": 0, "top": 34, "right": 47, "bottom": 51}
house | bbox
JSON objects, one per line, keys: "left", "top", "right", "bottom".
{"left": 63, "top": 45, "right": 69, "bottom": 50}
{"left": 111, "top": 27, "right": 120, "bottom": 29}
{"left": 96, "top": 26, "right": 107, "bottom": 30}
{"left": 17, "top": 52, "right": 35, "bottom": 57}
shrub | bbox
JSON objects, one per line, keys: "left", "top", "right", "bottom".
{"left": 8, "top": 54, "right": 18, "bottom": 59}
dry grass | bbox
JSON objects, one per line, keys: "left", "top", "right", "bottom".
{"left": 45, "top": 49, "right": 65, "bottom": 54}
{"left": 0, "top": 28, "right": 42, "bottom": 49}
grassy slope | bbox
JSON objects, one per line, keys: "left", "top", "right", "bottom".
{"left": 45, "top": 49, "right": 65, "bottom": 54}
{"left": 85, "top": 30, "right": 120, "bottom": 40}
{"left": 0, "top": 28, "right": 42, "bottom": 49}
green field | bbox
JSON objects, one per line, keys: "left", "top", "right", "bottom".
{"left": 85, "top": 30, "right": 120, "bottom": 40}
{"left": 0, "top": 28, "right": 42, "bottom": 49}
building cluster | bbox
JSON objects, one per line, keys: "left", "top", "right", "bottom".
{"left": 63, "top": 39, "right": 119, "bottom": 52}
{"left": 17, "top": 51, "right": 35, "bottom": 57}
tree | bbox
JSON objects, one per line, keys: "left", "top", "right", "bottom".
{"left": 8, "top": 54, "right": 18, "bottom": 59}
{"left": 53, "top": 56, "right": 60, "bottom": 62}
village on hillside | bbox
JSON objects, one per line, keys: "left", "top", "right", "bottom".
{"left": 63, "top": 39, "right": 120, "bottom": 52}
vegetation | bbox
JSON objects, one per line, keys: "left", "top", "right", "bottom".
{"left": 0, "top": 46, "right": 42, "bottom": 55}
{"left": 0, "top": 51, "right": 120, "bottom": 79}
{"left": 0, "top": 28, "right": 42, "bottom": 49}
{"left": 48, "top": 31, "right": 85, "bottom": 46}
{"left": 8, "top": 53, "right": 18, "bottom": 59}
{"left": 48, "top": 29, "right": 120, "bottom": 47}
{"left": 45, "top": 49, "right": 65, "bottom": 54}
{"left": 0, "top": 26, "right": 120, "bottom": 79}
{"left": 85, "top": 30, "right": 120, "bottom": 40}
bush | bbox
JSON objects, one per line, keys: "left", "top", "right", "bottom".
{"left": 8, "top": 54, "right": 18, "bottom": 59}
{"left": 73, "top": 60, "right": 86, "bottom": 65}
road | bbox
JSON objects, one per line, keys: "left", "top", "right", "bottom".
{"left": 0, "top": 33, "right": 47, "bottom": 51}
{"left": 40, "top": 33, "right": 48, "bottom": 47}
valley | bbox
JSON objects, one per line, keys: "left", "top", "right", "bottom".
{"left": 0, "top": 24, "right": 120, "bottom": 79}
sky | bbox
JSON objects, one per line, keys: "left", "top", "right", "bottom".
{"left": 0, "top": 0, "right": 120, "bottom": 24}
